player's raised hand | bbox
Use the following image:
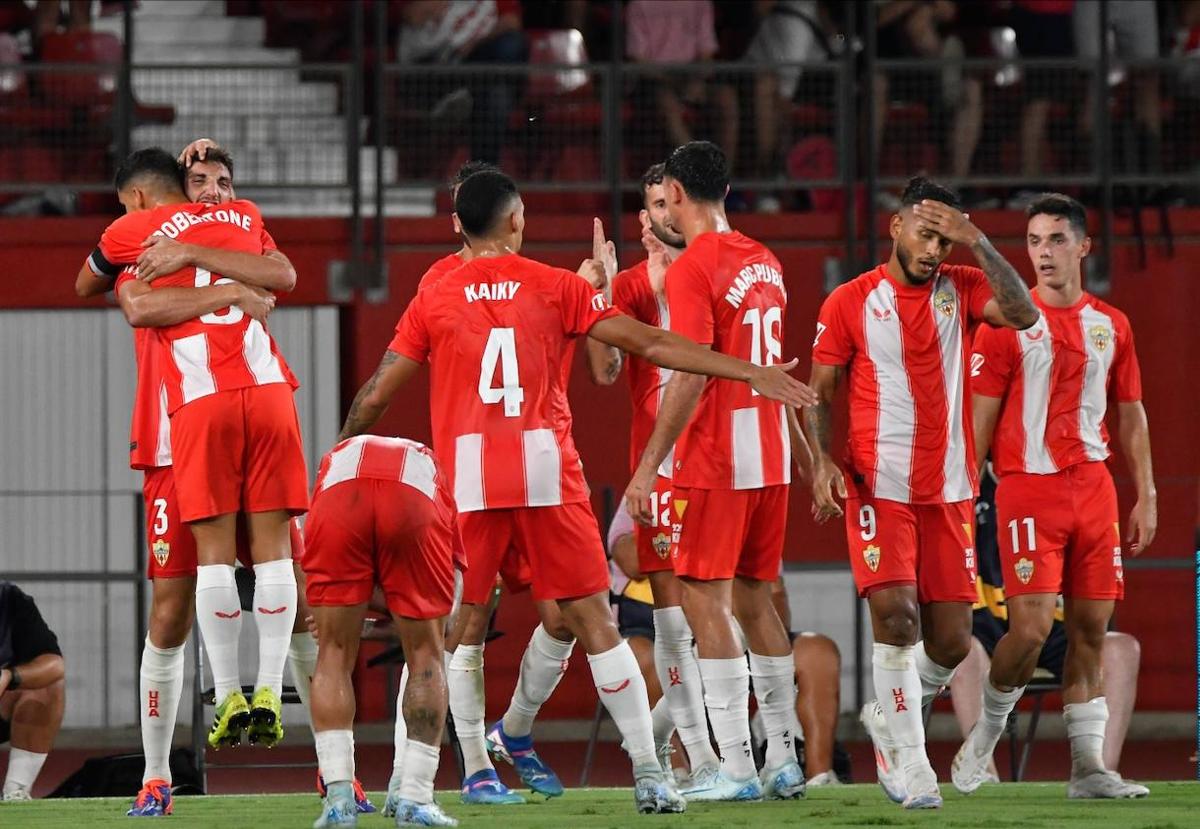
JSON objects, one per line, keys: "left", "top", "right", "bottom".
{"left": 178, "top": 138, "right": 218, "bottom": 167}
{"left": 810, "top": 459, "right": 846, "bottom": 523}
{"left": 137, "top": 236, "right": 193, "bottom": 282}
{"left": 624, "top": 464, "right": 657, "bottom": 526}
{"left": 911, "top": 199, "right": 982, "bottom": 246}
{"left": 576, "top": 257, "right": 607, "bottom": 290}
{"left": 1125, "top": 498, "right": 1157, "bottom": 556}
{"left": 748, "top": 359, "right": 819, "bottom": 408}
{"left": 640, "top": 210, "right": 669, "bottom": 295}
{"left": 234, "top": 284, "right": 276, "bottom": 324}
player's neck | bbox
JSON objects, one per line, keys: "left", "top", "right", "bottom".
{"left": 1034, "top": 279, "right": 1084, "bottom": 308}
{"left": 466, "top": 238, "right": 517, "bottom": 259}
{"left": 680, "top": 204, "right": 731, "bottom": 244}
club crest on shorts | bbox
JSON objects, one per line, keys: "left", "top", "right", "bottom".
{"left": 652, "top": 532, "right": 671, "bottom": 561}
{"left": 863, "top": 543, "right": 881, "bottom": 573}
{"left": 1015, "top": 557, "right": 1034, "bottom": 585}
{"left": 933, "top": 290, "right": 956, "bottom": 318}
{"left": 152, "top": 539, "right": 170, "bottom": 567}
{"left": 1089, "top": 324, "right": 1112, "bottom": 351}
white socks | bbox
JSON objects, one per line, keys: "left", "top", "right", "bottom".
{"left": 389, "top": 663, "right": 411, "bottom": 792}
{"left": 652, "top": 607, "right": 719, "bottom": 771}
{"left": 448, "top": 644, "right": 492, "bottom": 777}
{"left": 588, "top": 641, "right": 657, "bottom": 770}
{"left": 913, "top": 640, "right": 956, "bottom": 708}
{"left": 1064, "top": 696, "right": 1109, "bottom": 778}
{"left": 501, "top": 624, "right": 575, "bottom": 739}
{"left": 650, "top": 694, "right": 675, "bottom": 749}
{"left": 288, "top": 630, "right": 319, "bottom": 732}
{"left": 749, "top": 652, "right": 798, "bottom": 769}
{"left": 698, "top": 657, "right": 755, "bottom": 779}
{"left": 872, "top": 642, "right": 928, "bottom": 776}
{"left": 3, "top": 748, "right": 47, "bottom": 797}
{"left": 139, "top": 638, "right": 186, "bottom": 784}
{"left": 252, "top": 559, "right": 297, "bottom": 696}
{"left": 195, "top": 564, "right": 242, "bottom": 701}
{"left": 979, "top": 680, "right": 1025, "bottom": 745}
{"left": 398, "top": 740, "right": 441, "bottom": 805}
{"left": 314, "top": 729, "right": 355, "bottom": 786}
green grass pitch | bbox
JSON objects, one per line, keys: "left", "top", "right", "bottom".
{"left": 3, "top": 783, "right": 1199, "bottom": 827}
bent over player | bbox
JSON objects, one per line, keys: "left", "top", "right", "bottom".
{"left": 805, "top": 177, "right": 1038, "bottom": 809}
{"left": 952, "top": 194, "right": 1153, "bottom": 800}
{"left": 338, "top": 170, "right": 816, "bottom": 814}
{"left": 306, "top": 436, "right": 459, "bottom": 828}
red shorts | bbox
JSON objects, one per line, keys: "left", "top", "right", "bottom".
{"left": 996, "top": 462, "right": 1123, "bottom": 600}
{"left": 169, "top": 385, "right": 309, "bottom": 522}
{"left": 635, "top": 476, "right": 676, "bottom": 575}
{"left": 303, "top": 478, "right": 456, "bottom": 620}
{"left": 458, "top": 502, "right": 609, "bottom": 605}
{"left": 845, "top": 491, "right": 977, "bottom": 603}
{"left": 670, "top": 485, "right": 788, "bottom": 582}
{"left": 142, "top": 466, "right": 257, "bottom": 578}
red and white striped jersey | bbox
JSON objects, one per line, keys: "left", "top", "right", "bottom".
{"left": 90, "top": 205, "right": 280, "bottom": 469}
{"left": 813, "top": 264, "right": 994, "bottom": 504}
{"left": 388, "top": 253, "right": 618, "bottom": 512}
{"left": 97, "top": 201, "right": 298, "bottom": 415}
{"left": 315, "top": 435, "right": 447, "bottom": 500}
{"left": 666, "top": 231, "right": 791, "bottom": 491}
{"left": 972, "top": 292, "right": 1142, "bottom": 477}
{"left": 612, "top": 259, "right": 673, "bottom": 477}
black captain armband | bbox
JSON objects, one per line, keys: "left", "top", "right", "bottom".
{"left": 86, "top": 246, "right": 120, "bottom": 278}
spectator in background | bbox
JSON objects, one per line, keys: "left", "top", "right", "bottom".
{"left": 626, "top": 1, "right": 740, "bottom": 185}
{"left": 1074, "top": 0, "right": 1162, "bottom": 176}
{"left": 744, "top": 1, "right": 834, "bottom": 212}
{"left": 398, "top": 0, "right": 528, "bottom": 164}
{"left": 767, "top": 576, "right": 847, "bottom": 786}
{"left": 0, "top": 581, "right": 66, "bottom": 801}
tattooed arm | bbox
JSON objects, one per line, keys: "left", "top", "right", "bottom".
{"left": 911, "top": 199, "right": 1038, "bottom": 329}
{"left": 802, "top": 362, "right": 847, "bottom": 522}
{"left": 337, "top": 350, "right": 422, "bottom": 441}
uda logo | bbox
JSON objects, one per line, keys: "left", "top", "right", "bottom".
{"left": 933, "top": 290, "right": 956, "bottom": 318}
{"left": 1015, "top": 557, "right": 1034, "bottom": 585}
{"left": 863, "top": 544, "right": 881, "bottom": 573}
{"left": 152, "top": 539, "right": 170, "bottom": 567}
{"left": 1089, "top": 325, "right": 1112, "bottom": 351}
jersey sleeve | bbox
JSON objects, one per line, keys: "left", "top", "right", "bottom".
{"left": 560, "top": 270, "right": 620, "bottom": 337}
{"left": 387, "top": 290, "right": 431, "bottom": 364}
{"left": 1110, "top": 312, "right": 1143, "bottom": 402}
{"left": 93, "top": 213, "right": 152, "bottom": 273}
{"left": 956, "top": 265, "right": 994, "bottom": 324}
{"left": 970, "top": 323, "right": 1015, "bottom": 398}
{"left": 260, "top": 226, "right": 278, "bottom": 253}
{"left": 811, "top": 285, "right": 856, "bottom": 365}
{"left": 665, "top": 251, "right": 714, "bottom": 345}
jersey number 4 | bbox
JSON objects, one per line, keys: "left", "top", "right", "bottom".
{"left": 479, "top": 327, "right": 524, "bottom": 417}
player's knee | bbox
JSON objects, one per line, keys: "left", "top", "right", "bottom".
{"left": 1009, "top": 616, "right": 1052, "bottom": 655}
{"left": 1104, "top": 632, "right": 1141, "bottom": 667}
{"left": 875, "top": 611, "right": 919, "bottom": 645}
{"left": 794, "top": 632, "right": 841, "bottom": 668}
{"left": 543, "top": 618, "right": 573, "bottom": 642}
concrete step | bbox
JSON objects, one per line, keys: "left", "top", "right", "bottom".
{"left": 232, "top": 146, "right": 400, "bottom": 187}
{"left": 133, "top": 115, "right": 360, "bottom": 154}
{"left": 99, "top": 15, "right": 265, "bottom": 47}
{"left": 131, "top": 45, "right": 301, "bottom": 66}
{"left": 242, "top": 186, "right": 434, "bottom": 219}
{"left": 125, "top": 0, "right": 225, "bottom": 15}
{"left": 141, "top": 82, "right": 341, "bottom": 116}
{"left": 131, "top": 67, "right": 303, "bottom": 94}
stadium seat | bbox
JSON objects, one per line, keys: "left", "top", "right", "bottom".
{"left": 37, "top": 31, "right": 122, "bottom": 107}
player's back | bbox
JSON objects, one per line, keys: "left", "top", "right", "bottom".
{"left": 390, "top": 252, "right": 615, "bottom": 512}
{"left": 667, "top": 230, "right": 790, "bottom": 491}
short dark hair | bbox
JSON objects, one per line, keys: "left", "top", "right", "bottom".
{"left": 449, "top": 160, "right": 499, "bottom": 193}
{"left": 193, "top": 146, "right": 235, "bottom": 178}
{"left": 114, "top": 148, "right": 183, "bottom": 193}
{"left": 454, "top": 170, "right": 519, "bottom": 237}
{"left": 899, "top": 176, "right": 962, "bottom": 211}
{"left": 663, "top": 141, "right": 728, "bottom": 203}
{"left": 1026, "top": 192, "right": 1088, "bottom": 237}
{"left": 641, "top": 162, "right": 666, "bottom": 193}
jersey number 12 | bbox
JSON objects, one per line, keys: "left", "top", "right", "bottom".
{"left": 479, "top": 327, "right": 524, "bottom": 417}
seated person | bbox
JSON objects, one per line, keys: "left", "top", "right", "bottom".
{"left": 768, "top": 575, "right": 850, "bottom": 786}
{"left": 950, "top": 467, "right": 1141, "bottom": 777}
{"left": 1, "top": 581, "right": 66, "bottom": 801}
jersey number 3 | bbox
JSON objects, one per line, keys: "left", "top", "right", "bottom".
{"left": 479, "top": 327, "right": 524, "bottom": 417}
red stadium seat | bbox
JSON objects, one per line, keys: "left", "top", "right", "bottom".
{"left": 37, "top": 31, "right": 122, "bottom": 108}
{"left": 0, "top": 33, "right": 27, "bottom": 101}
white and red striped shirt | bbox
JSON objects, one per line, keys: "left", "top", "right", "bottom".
{"left": 388, "top": 253, "right": 618, "bottom": 512}
{"left": 666, "top": 231, "right": 791, "bottom": 491}
{"left": 813, "top": 264, "right": 993, "bottom": 503}
{"left": 612, "top": 259, "right": 673, "bottom": 477}
{"left": 972, "top": 291, "right": 1141, "bottom": 477}
{"left": 100, "top": 201, "right": 297, "bottom": 415}
{"left": 315, "top": 435, "right": 446, "bottom": 500}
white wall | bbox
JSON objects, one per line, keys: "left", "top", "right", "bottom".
{"left": 0, "top": 307, "right": 339, "bottom": 728}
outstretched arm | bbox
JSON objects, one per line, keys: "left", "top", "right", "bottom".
{"left": 338, "top": 350, "right": 423, "bottom": 441}
{"left": 137, "top": 237, "right": 297, "bottom": 292}
{"left": 116, "top": 277, "right": 274, "bottom": 328}
{"left": 1117, "top": 400, "right": 1156, "bottom": 555}
{"left": 911, "top": 199, "right": 1038, "bottom": 329}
